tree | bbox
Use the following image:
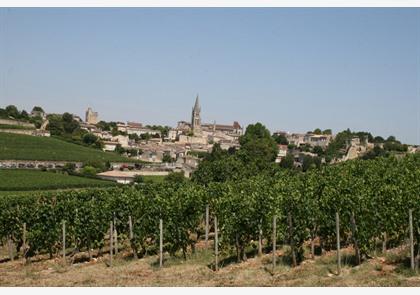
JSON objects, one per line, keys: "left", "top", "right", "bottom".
{"left": 62, "top": 112, "right": 79, "bottom": 133}
{"left": 82, "top": 133, "right": 98, "bottom": 146}
{"left": 32, "top": 106, "right": 44, "bottom": 113}
{"left": 355, "top": 131, "right": 373, "bottom": 143}
{"left": 280, "top": 154, "right": 295, "bottom": 169}
{"left": 129, "top": 133, "right": 140, "bottom": 142}
{"left": 101, "top": 121, "right": 110, "bottom": 131}
{"left": 313, "top": 128, "right": 322, "bottom": 135}
{"left": 5, "top": 105, "right": 19, "bottom": 118}
{"left": 63, "top": 163, "right": 76, "bottom": 174}
{"left": 322, "top": 129, "right": 332, "bottom": 135}
{"left": 83, "top": 160, "right": 106, "bottom": 172}
{"left": 133, "top": 175, "right": 145, "bottom": 184}
{"left": 373, "top": 136, "right": 385, "bottom": 143}
{"left": 386, "top": 135, "right": 397, "bottom": 142}
{"left": 273, "top": 133, "right": 288, "bottom": 145}
{"left": 162, "top": 154, "right": 173, "bottom": 163}
{"left": 29, "top": 116, "right": 43, "bottom": 128}
{"left": 81, "top": 166, "right": 97, "bottom": 177}
{"left": 302, "top": 155, "right": 320, "bottom": 172}
{"left": 362, "top": 145, "right": 388, "bottom": 160}
{"left": 129, "top": 149, "right": 138, "bottom": 157}
{"left": 145, "top": 125, "right": 171, "bottom": 138}
{"left": 227, "top": 146, "right": 237, "bottom": 155}
{"left": 165, "top": 172, "right": 186, "bottom": 183}
{"left": 20, "top": 110, "right": 29, "bottom": 120}
{"left": 301, "top": 144, "right": 311, "bottom": 152}
{"left": 115, "top": 144, "right": 126, "bottom": 155}
{"left": 206, "top": 143, "right": 228, "bottom": 161}
{"left": 312, "top": 146, "right": 324, "bottom": 156}
{"left": 191, "top": 154, "right": 247, "bottom": 185}
{"left": 62, "top": 112, "right": 73, "bottom": 123}
{"left": 384, "top": 141, "right": 407, "bottom": 152}
{"left": 46, "top": 115, "right": 64, "bottom": 136}
{"left": 0, "top": 108, "right": 6, "bottom": 118}
{"left": 140, "top": 133, "right": 151, "bottom": 140}
{"left": 237, "top": 122, "right": 278, "bottom": 170}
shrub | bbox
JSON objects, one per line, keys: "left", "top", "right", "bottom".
{"left": 81, "top": 166, "right": 97, "bottom": 177}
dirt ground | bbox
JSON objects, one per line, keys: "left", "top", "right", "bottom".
{"left": 0, "top": 242, "right": 419, "bottom": 287}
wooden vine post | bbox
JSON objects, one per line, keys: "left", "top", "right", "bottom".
{"left": 109, "top": 221, "right": 113, "bottom": 267}
{"left": 409, "top": 209, "right": 414, "bottom": 271}
{"left": 350, "top": 212, "right": 361, "bottom": 265}
{"left": 62, "top": 221, "right": 66, "bottom": 264}
{"left": 288, "top": 212, "right": 297, "bottom": 267}
{"left": 128, "top": 215, "right": 138, "bottom": 259}
{"left": 258, "top": 225, "right": 263, "bottom": 257}
{"left": 205, "top": 204, "right": 209, "bottom": 249}
{"left": 8, "top": 236, "right": 14, "bottom": 261}
{"left": 214, "top": 216, "right": 219, "bottom": 271}
{"left": 310, "top": 230, "right": 315, "bottom": 260}
{"left": 336, "top": 212, "right": 341, "bottom": 275}
{"left": 382, "top": 232, "right": 387, "bottom": 253}
{"left": 22, "top": 222, "right": 27, "bottom": 261}
{"left": 159, "top": 219, "right": 163, "bottom": 268}
{"left": 113, "top": 215, "right": 118, "bottom": 255}
{"left": 272, "top": 215, "right": 277, "bottom": 269}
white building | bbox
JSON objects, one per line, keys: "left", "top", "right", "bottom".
{"left": 275, "top": 144, "right": 288, "bottom": 163}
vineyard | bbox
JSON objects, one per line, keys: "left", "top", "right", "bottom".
{"left": 0, "top": 132, "right": 136, "bottom": 162}
{"left": 0, "top": 169, "right": 116, "bottom": 191}
{"left": 0, "top": 154, "right": 419, "bottom": 281}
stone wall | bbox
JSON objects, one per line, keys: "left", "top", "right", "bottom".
{"left": 0, "top": 129, "right": 50, "bottom": 137}
{"left": 0, "top": 119, "right": 35, "bottom": 128}
{"left": 0, "top": 160, "right": 83, "bottom": 170}
{"left": 0, "top": 129, "right": 34, "bottom": 136}
{"left": 178, "top": 135, "right": 207, "bottom": 145}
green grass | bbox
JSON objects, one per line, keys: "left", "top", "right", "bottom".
{"left": 0, "top": 132, "right": 136, "bottom": 162}
{"left": 142, "top": 175, "right": 166, "bottom": 183}
{"left": 0, "top": 169, "right": 115, "bottom": 191}
{"left": 0, "top": 124, "right": 35, "bottom": 130}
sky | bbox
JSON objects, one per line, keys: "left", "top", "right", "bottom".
{"left": 0, "top": 8, "right": 419, "bottom": 144}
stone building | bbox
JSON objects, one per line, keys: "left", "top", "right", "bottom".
{"left": 85, "top": 107, "right": 99, "bottom": 125}
{"left": 202, "top": 121, "right": 243, "bottom": 136}
{"left": 117, "top": 122, "right": 161, "bottom": 137}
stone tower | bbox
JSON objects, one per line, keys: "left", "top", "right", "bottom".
{"left": 85, "top": 107, "right": 98, "bottom": 125}
{"left": 191, "top": 95, "right": 201, "bottom": 135}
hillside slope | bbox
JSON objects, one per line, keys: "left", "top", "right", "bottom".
{"left": 0, "top": 169, "right": 115, "bottom": 191}
{"left": 0, "top": 133, "right": 133, "bottom": 162}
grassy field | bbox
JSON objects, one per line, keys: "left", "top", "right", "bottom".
{"left": 0, "top": 241, "right": 418, "bottom": 286}
{"left": 0, "top": 169, "right": 115, "bottom": 191}
{"left": 142, "top": 175, "right": 166, "bottom": 183}
{"left": 0, "top": 132, "right": 135, "bottom": 162}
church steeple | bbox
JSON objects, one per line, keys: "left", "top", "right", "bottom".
{"left": 193, "top": 94, "right": 200, "bottom": 113}
{"left": 191, "top": 94, "right": 202, "bottom": 135}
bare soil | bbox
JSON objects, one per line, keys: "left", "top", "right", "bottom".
{"left": 0, "top": 242, "right": 419, "bottom": 287}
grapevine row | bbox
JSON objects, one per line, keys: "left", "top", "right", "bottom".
{"left": 0, "top": 154, "right": 419, "bottom": 268}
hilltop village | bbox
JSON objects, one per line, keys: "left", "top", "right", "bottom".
{"left": 0, "top": 97, "right": 418, "bottom": 183}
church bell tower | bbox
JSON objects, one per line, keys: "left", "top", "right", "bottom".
{"left": 191, "top": 95, "right": 202, "bottom": 135}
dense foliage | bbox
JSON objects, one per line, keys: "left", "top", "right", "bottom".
{"left": 0, "top": 105, "right": 44, "bottom": 128}
{"left": 0, "top": 154, "right": 418, "bottom": 268}
{"left": 192, "top": 123, "right": 279, "bottom": 184}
